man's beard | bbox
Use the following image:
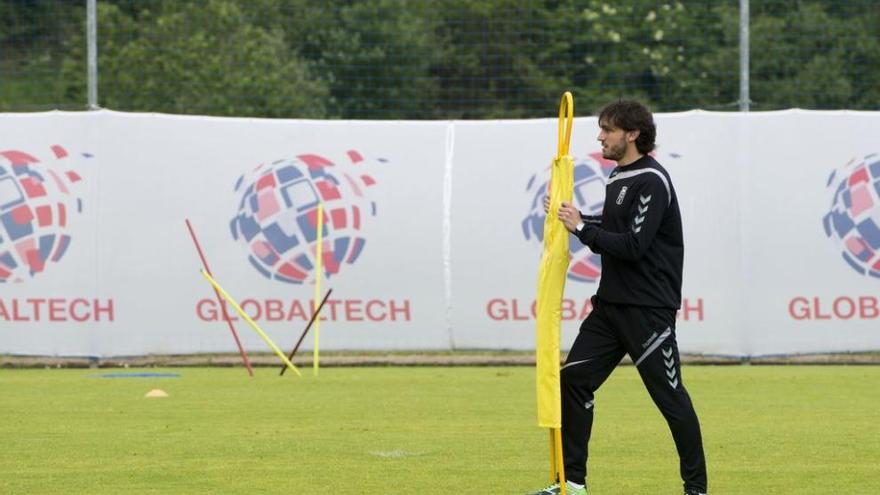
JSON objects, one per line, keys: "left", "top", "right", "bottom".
{"left": 602, "top": 139, "right": 627, "bottom": 161}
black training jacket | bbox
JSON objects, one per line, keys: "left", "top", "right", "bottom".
{"left": 575, "top": 154, "right": 683, "bottom": 309}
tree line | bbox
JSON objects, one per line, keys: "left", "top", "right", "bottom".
{"left": 2, "top": 0, "right": 878, "bottom": 118}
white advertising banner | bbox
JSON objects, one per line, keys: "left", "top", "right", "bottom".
{"left": 1, "top": 110, "right": 878, "bottom": 357}
{"left": 740, "top": 111, "right": 880, "bottom": 355}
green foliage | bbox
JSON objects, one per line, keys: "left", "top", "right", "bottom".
{"left": 231, "top": 0, "right": 443, "bottom": 118}
{"left": 0, "top": 0, "right": 83, "bottom": 110}
{"left": 0, "top": 0, "right": 80, "bottom": 48}
{"left": 430, "top": 0, "right": 570, "bottom": 118}
{"left": 2, "top": 0, "right": 879, "bottom": 117}
{"left": 61, "top": 0, "right": 329, "bottom": 117}
{"left": 750, "top": 1, "right": 880, "bottom": 109}
{"left": 295, "top": 0, "right": 442, "bottom": 119}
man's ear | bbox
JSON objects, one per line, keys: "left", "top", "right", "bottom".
{"left": 627, "top": 129, "right": 641, "bottom": 143}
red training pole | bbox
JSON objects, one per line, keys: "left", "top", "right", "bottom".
{"left": 185, "top": 218, "right": 254, "bottom": 377}
{"left": 280, "top": 288, "right": 333, "bottom": 376}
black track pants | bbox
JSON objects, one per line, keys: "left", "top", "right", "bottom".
{"left": 560, "top": 297, "right": 707, "bottom": 493}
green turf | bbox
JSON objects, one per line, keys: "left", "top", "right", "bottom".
{"left": 0, "top": 365, "right": 877, "bottom": 494}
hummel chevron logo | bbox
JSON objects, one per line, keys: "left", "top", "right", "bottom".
{"left": 663, "top": 347, "right": 678, "bottom": 389}
{"left": 633, "top": 195, "right": 651, "bottom": 234}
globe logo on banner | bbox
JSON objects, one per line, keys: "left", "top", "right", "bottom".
{"left": 230, "top": 151, "right": 380, "bottom": 284}
{"left": 823, "top": 153, "right": 880, "bottom": 278}
{"left": 522, "top": 152, "right": 616, "bottom": 283}
{"left": 0, "top": 146, "right": 87, "bottom": 283}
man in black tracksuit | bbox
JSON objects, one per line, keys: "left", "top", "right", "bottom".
{"left": 532, "top": 101, "right": 707, "bottom": 495}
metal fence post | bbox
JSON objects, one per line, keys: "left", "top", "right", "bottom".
{"left": 739, "top": 0, "right": 750, "bottom": 112}
{"left": 87, "top": 0, "right": 98, "bottom": 109}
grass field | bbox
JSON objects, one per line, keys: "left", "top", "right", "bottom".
{"left": 1, "top": 365, "right": 878, "bottom": 494}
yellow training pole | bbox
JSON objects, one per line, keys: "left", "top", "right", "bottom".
{"left": 554, "top": 428, "right": 567, "bottom": 494}
{"left": 200, "top": 269, "right": 302, "bottom": 377}
{"left": 536, "top": 91, "right": 573, "bottom": 494}
{"left": 313, "top": 203, "right": 323, "bottom": 376}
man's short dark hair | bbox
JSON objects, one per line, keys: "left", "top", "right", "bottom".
{"left": 598, "top": 100, "right": 656, "bottom": 154}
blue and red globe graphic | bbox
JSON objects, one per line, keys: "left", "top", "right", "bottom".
{"left": 0, "top": 146, "right": 86, "bottom": 283}
{"left": 823, "top": 153, "right": 880, "bottom": 278}
{"left": 230, "top": 150, "right": 380, "bottom": 284}
{"left": 522, "top": 152, "right": 616, "bottom": 283}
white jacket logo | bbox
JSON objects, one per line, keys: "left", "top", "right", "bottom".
{"left": 616, "top": 186, "right": 628, "bottom": 205}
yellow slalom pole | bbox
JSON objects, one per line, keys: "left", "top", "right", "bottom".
{"left": 554, "top": 428, "right": 567, "bottom": 495}
{"left": 538, "top": 91, "right": 574, "bottom": 495}
{"left": 200, "top": 269, "right": 302, "bottom": 377}
{"left": 313, "top": 203, "right": 323, "bottom": 376}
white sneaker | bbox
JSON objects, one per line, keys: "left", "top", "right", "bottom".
{"left": 526, "top": 481, "right": 587, "bottom": 495}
